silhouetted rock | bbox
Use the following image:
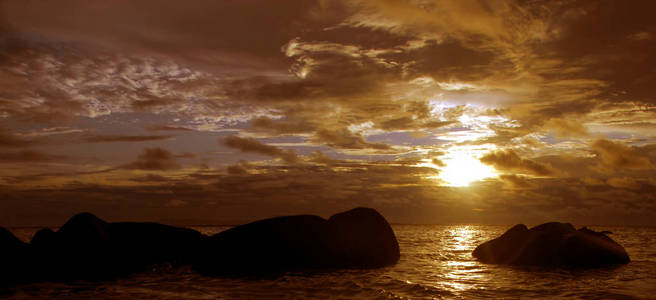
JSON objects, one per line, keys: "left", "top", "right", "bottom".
{"left": 30, "top": 212, "right": 204, "bottom": 281}
{"left": 328, "top": 207, "right": 400, "bottom": 268}
{"left": 0, "top": 227, "right": 30, "bottom": 286}
{"left": 3, "top": 208, "right": 398, "bottom": 284}
{"left": 30, "top": 228, "right": 56, "bottom": 248}
{"left": 472, "top": 222, "right": 630, "bottom": 267}
{"left": 193, "top": 207, "right": 399, "bottom": 276}
{"left": 108, "top": 222, "right": 204, "bottom": 269}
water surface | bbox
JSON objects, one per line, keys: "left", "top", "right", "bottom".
{"left": 7, "top": 225, "right": 656, "bottom": 299}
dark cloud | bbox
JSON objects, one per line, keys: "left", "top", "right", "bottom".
{"left": 2, "top": 160, "right": 655, "bottom": 227}
{"left": 146, "top": 125, "right": 193, "bottom": 132}
{"left": 308, "top": 151, "right": 342, "bottom": 165}
{"left": 124, "top": 147, "right": 179, "bottom": 171}
{"left": 226, "top": 160, "right": 253, "bottom": 175}
{"left": 376, "top": 116, "right": 454, "bottom": 131}
{"left": 129, "top": 174, "right": 171, "bottom": 183}
{"left": 221, "top": 135, "right": 297, "bottom": 163}
{"left": 537, "top": 1, "right": 656, "bottom": 104}
{"left": 480, "top": 149, "right": 555, "bottom": 176}
{"left": 251, "top": 117, "right": 316, "bottom": 134}
{"left": 0, "top": 0, "right": 324, "bottom": 67}
{"left": 498, "top": 174, "right": 532, "bottom": 189}
{"left": 606, "top": 177, "right": 642, "bottom": 190}
{"left": 0, "top": 150, "right": 64, "bottom": 162}
{"left": 313, "top": 129, "right": 391, "bottom": 150}
{"left": 0, "top": 128, "right": 36, "bottom": 148}
{"left": 591, "top": 139, "right": 654, "bottom": 171}
{"left": 82, "top": 135, "right": 173, "bottom": 143}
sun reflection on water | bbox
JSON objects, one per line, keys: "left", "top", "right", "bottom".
{"left": 437, "top": 226, "right": 486, "bottom": 292}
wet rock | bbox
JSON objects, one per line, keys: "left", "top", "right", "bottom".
{"left": 473, "top": 222, "right": 630, "bottom": 267}
{"left": 194, "top": 207, "right": 400, "bottom": 276}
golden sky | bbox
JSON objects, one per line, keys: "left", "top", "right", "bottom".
{"left": 1, "top": 0, "right": 655, "bottom": 226}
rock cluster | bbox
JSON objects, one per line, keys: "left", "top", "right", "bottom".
{"left": 0, "top": 207, "right": 399, "bottom": 285}
{"left": 473, "top": 222, "right": 630, "bottom": 267}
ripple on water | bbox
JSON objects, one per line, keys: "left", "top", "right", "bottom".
{"left": 7, "top": 224, "right": 656, "bottom": 299}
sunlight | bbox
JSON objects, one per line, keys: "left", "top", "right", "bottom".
{"left": 438, "top": 149, "right": 497, "bottom": 187}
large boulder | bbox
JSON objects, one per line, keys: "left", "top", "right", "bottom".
{"left": 30, "top": 212, "right": 204, "bottom": 280}
{"left": 0, "top": 227, "right": 31, "bottom": 286}
{"left": 193, "top": 207, "right": 400, "bottom": 276}
{"left": 472, "top": 222, "right": 630, "bottom": 267}
{"left": 328, "top": 207, "right": 400, "bottom": 268}
{"left": 108, "top": 221, "right": 204, "bottom": 268}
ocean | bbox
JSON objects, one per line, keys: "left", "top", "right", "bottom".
{"left": 5, "top": 225, "right": 656, "bottom": 299}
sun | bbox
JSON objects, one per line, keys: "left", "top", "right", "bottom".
{"left": 438, "top": 149, "right": 497, "bottom": 187}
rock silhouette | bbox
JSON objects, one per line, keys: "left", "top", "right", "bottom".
{"left": 30, "top": 212, "right": 204, "bottom": 281}
{"left": 472, "top": 222, "right": 630, "bottom": 267}
{"left": 193, "top": 207, "right": 400, "bottom": 276}
{"left": 0, "top": 207, "right": 398, "bottom": 284}
{"left": 0, "top": 227, "right": 31, "bottom": 286}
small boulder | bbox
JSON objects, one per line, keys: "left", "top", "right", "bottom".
{"left": 473, "top": 222, "right": 630, "bottom": 267}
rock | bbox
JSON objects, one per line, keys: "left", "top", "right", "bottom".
{"left": 4, "top": 208, "right": 399, "bottom": 283}
{"left": 0, "top": 227, "right": 30, "bottom": 286}
{"left": 193, "top": 207, "right": 399, "bottom": 276}
{"left": 31, "top": 212, "right": 113, "bottom": 280}
{"left": 328, "top": 207, "right": 400, "bottom": 268}
{"left": 30, "top": 212, "right": 204, "bottom": 281}
{"left": 108, "top": 222, "right": 204, "bottom": 269}
{"left": 472, "top": 222, "right": 630, "bottom": 267}
{"left": 30, "top": 228, "right": 56, "bottom": 248}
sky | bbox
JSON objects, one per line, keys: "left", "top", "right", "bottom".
{"left": 1, "top": 0, "right": 656, "bottom": 227}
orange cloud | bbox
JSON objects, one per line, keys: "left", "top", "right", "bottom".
{"left": 480, "top": 149, "right": 555, "bottom": 176}
{"left": 221, "top": 136, "right": 297, "bottom": 163}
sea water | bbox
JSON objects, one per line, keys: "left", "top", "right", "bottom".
{"left": 6, "top": 225, "right": 656, "bottom": 299}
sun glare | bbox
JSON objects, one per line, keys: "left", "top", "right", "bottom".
{"left": 438, "top": 149, "right": 497, "bottom": 187}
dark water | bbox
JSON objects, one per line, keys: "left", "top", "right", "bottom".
{"left": 6, "top": 225, "right": 656, "bottom": 299}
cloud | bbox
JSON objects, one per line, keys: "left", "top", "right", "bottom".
{"left": 1, "top": 0, "right": 656, "bottom": 227}
{"left": 375, "top": 116, "right": 454, "bottom": 131}
{"left": 250, "top": 117, "right": 316, "bottom": 134}
{"left": 480, "top": 149, "right": 555, "bottom": 176}
{"left": 124, "top": 147, "right": 180, "bottom": 171}
{"left": 0, "top": 128, "right": 37, "bottom": 148}
{"left": 226, "top": 160, "right": 253, "bottom": 175}
{"left": 221, "top": 135, "right": 298, "bottom": 163}
{"left": 82, "top": 135, "right": 173, "bottom": 143}
{"left": 312, "top": 128, "right": 391, "bottom": 150}
{"left": 20, "top": 127, "right": 87, "bottom": 137}
{"left": 431, "top": 158, "right": 445, "bottom": 167}
{"left": 129, "top": 174, "right": 170, "bottom": 183}
{"left": 591, "top": 139, "right": 653, "bottom": 170}
{"left": 0, "top": 150, "right": 64, "bottom": 162}
{"left": 307, "top": 150, "right": 342, "bottom": 165}
{"left": 543, "top": 118, "right": 589, "bottom": 138}
{"left": 498, "top": 174, "right": 533, "bottom": 189}
{"left": 146, "top": 125, "right": 193, "bottom": 132}
{"left": 607, "top": 177, "right": 641, "bottom": 190}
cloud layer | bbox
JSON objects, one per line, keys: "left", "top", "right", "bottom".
{"left": 1, "top": 0, "right": 655, "bottom": 226}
